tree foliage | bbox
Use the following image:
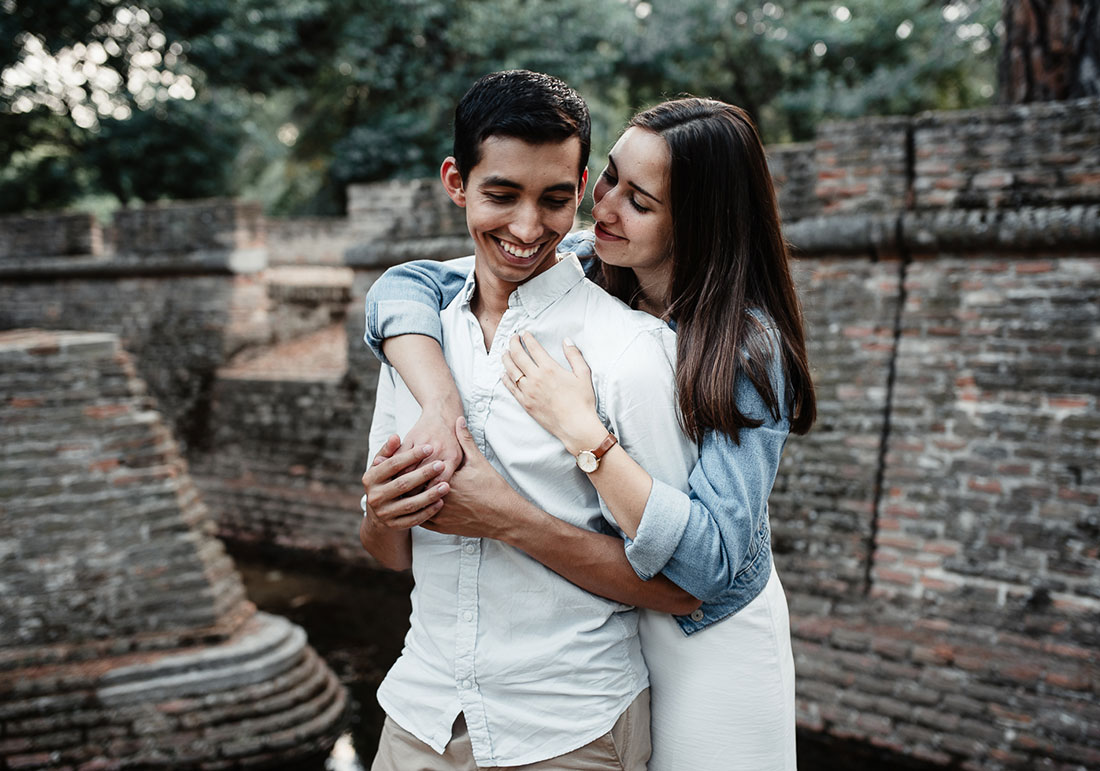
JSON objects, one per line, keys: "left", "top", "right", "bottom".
{"left": 1, "top": 0, "right": 1002, "bottom": 215}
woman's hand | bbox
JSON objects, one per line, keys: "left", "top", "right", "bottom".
{"left": 421, "top": 417, "right": 529, "bottom": 541}
{"left": 501, "top": 332, "right": 609, "bottom": 456}
{"left": 400, "top": 407, "right": 464, "bottom": 484}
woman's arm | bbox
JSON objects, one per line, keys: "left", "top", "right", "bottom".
{"left": 364, "top": 257, "right": 472, "bottom": 363}
{"left": 363, "top": 232, "right": 594, "bottom": 364}
{"left": 419, "top": 418, "right": 701, "bottom": 615}
{"left": 502, "top": 330, "right": 790, "bottom": 603}
{"left": 362, "top": 236, "right": 595, "bottom": 484}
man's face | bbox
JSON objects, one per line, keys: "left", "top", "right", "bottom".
{"left": 442, "top": 135, "right": 586, "bottom": 292}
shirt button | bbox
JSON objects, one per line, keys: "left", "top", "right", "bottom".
{"left": 462, "top": 610, "right": 473, "bottom": 622}
{"left": 460, "top": 679, "right": 472, "bottom": 690}
{"left": 689, "top": 609, "right": 705, "bottom": 622}
{"left": 463, "top": 542, "right": 477, "bottom": 554}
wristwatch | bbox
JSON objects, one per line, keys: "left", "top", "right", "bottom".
{"left": 575, "top": 433, "right": 618, "bottom": 473}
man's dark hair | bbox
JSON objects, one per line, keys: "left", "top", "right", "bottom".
{"left": 452, "top": 70, "right": 590, "bottom": 183}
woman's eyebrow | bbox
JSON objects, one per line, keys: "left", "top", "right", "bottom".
{"left": 631, "top": 182, "right": 662, "bottom": 204}
{"left": 606, "top": 154, "right": 663, "bottom": 204}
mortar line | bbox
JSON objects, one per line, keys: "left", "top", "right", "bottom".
{"left": 863, "top": 123, "right": 915, "bottom": 595}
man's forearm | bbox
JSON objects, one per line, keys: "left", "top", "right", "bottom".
{"left": 498, "top": 497, "right": 700, "bottom": 616}
{"left": 359, "top": 514, "right": 412, "bottom": 571}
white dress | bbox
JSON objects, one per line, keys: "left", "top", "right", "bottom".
{"left": 639, "top": 564, "right": 797, "bottom": 771}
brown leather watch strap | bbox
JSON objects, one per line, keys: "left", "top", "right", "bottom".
{"left": 591, "top": 432, "right": 618, "bottom": 460}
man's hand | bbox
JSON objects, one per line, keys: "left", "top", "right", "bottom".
{"left": 421, "top": 417, "right": 527, "bottom": 542}
{"left": 363, "top": 434, "right": 451, "bottom": 530}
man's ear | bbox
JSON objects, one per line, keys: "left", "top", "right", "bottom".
{"left": 577, "top": 167, "right": 589, "bottom": 203}
{"left": 441, "top": 157, "right": 466, "bottom": 207}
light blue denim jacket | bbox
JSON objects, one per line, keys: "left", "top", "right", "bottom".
{"left": 363, "top": 231, "right": 787, "bottom": 635}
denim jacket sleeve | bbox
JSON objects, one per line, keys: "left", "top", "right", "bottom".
{"left": 363, "top": 257, "right": 474, "bottom": 365}
{"left": 362, "top": 231, "right": 597, "bottom": 365}
{"left": 623, "top": 326, "right": 790, "bottom": 603}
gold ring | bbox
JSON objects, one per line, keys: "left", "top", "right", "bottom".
{"left": 515, "top": 375, "right": 526, "bottom": 386}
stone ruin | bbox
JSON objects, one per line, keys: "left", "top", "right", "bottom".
{"left": 1, "top": 96, "right": 1098, "bottom": 770}
{"left": 0, "top": 330, "right": 345, "bottom": 769}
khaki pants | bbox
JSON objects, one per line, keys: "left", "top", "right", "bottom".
{"left": 371, "top": 689, "right": 651, "bottom": 770}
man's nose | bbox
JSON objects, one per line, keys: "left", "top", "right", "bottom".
{"left": 508, "top": 205, "right": 542, "bottom": 243}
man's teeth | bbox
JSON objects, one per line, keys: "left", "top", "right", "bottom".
{"left": 498, "top": 240, "right": 539, "bottom": 258}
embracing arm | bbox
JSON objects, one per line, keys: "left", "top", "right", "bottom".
{"left": 363, "top": 233, "right": 595, "bottom": 364}
{"left": 362, "top": 257, "right": 473, "bottom": 482}
{"left": 491, "top": 487, "right": 699, "bottom": 615}
{"left": 364, "top": 257, "right": 472, "bottom": 362}
{"left": 423, "top": 418, "right": 700, "bottom": 615}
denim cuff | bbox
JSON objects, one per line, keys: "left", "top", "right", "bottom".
{"left": 624, "top": 479, "right": 691, "bottom": 580}
{"left": 365, "top": 299, "right": 446, "bottom": 365}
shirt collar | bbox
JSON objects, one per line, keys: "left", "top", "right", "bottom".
{"left": 459, "top": 252, "right": 586, "bottom": 319}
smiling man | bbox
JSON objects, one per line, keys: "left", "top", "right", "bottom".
{"left": 360, "top": 70, "right": 694, "bottom": 770}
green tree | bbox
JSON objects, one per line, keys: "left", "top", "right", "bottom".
{"left": 619, "top": 0, "right": 1000, "bottom": 143}
{"left": 2, "top": 0, "right": 1002, "bottom": 215}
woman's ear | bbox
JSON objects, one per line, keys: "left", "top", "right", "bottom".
{"left": 440, "top": 157, "right": 466, "bottom": 207}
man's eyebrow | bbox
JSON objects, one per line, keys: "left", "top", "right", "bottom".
{"left": 606, "top": 152, "right": 664, "bottom": 204}
{"left": 480, "top": 176, "right": 522, "bottom": 190}
{"left": 479, "top": 176, "right": 577, "bottom": 194}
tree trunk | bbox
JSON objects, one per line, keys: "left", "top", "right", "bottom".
{"left": 999, "top": 0, "right": 1100, "bottom": 103}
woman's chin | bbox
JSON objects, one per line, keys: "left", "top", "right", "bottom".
{"left": 593, "top": 242, "right": 631, "bottom": 268}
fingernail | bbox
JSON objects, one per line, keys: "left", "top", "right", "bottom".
{"left": 436, "top": 483, "right": 449, "bottom": 493}
{"left": 432, "top": 461, "right": 444, "bottom": 472}
{"left": 458, "top": 416, "right": 467, "bottom": 430}
{"left": 564, "top": 336, "right": 575, "bottom": 347}
{"left": 422, "top": 445, "right": 433, "bottom": 456}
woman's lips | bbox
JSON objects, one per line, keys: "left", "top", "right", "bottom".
{"left": 594, "top": 222, "right": 625, "bottom": 241}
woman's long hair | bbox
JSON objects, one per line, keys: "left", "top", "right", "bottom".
{"left": 599, "top": 98, "right": 815, "bottom": 443}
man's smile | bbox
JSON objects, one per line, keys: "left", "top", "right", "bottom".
{"left": 493, "top": 236, "right": 545, "bottom": 262}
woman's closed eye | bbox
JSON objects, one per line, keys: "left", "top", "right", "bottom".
{"left": 600, "top": 170, "right": 650, "bottom": 213}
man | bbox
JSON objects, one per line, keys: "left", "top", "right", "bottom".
{"left": 360, "top": 70, "right": 694, "bottom": 769}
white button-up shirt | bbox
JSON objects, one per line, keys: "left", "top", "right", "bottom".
{"left": 367, "top": 254, "right": 695, "bottom": 766}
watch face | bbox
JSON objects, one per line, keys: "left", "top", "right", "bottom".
{"left": 576, "top": 450, "right": 598, "bottom": 473}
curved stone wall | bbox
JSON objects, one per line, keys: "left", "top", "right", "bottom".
{"left": 0, "top": 330, "right": 346, "bottom": 768}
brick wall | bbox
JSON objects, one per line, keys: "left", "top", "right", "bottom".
{"left": 768, "top": 97, "right": 1100, "bottom": 770}
{"left": 0, "top": 330, "right": 346, "bottom": 769}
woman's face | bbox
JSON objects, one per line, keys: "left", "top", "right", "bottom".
{"left": 591, "top": 127, "right": 674, "bottom": 276}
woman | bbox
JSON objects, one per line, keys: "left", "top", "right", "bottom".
{"left": 363, "top": 99, "right": 814, "bottom": 770}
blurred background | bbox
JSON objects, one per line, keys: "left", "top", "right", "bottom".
{"left": 3, "top": 0, "right": 1004, "bottom": 219}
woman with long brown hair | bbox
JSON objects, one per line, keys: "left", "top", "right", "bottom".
{"left": 363, "top": 98, "right": 814, "bottom": 769}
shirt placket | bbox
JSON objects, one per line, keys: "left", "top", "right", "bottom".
{"left": 454, "top": 305, "right": 521, "bottom": 764}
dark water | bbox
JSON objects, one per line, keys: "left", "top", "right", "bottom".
{"left": 235, "top": 551, "right": 413, "bottom": 770}
{"left": 234, "top": 551, "right": 935, "bottom": 771}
